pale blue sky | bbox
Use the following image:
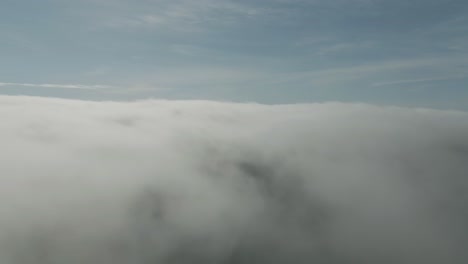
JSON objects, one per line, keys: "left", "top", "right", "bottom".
{"left": 1, "top": 0, "right": 467, "bottom": 109}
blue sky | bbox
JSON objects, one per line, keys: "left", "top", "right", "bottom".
{"left": 1, "top": 0, "right": 467, "bottom": 109}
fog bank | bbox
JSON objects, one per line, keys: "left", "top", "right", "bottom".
{"left": 1, "top": 95, "right": 467, "bottom": 263}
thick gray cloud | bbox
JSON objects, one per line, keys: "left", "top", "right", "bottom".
{"left": 1, "top": 95, "right": 468, "bottom": 263}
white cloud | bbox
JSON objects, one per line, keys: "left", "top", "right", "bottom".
{"left": 315, "top": 41, "right": 375, "bottom": 56}
{"left": 113, "top": 66, "right": 266, "bottom": 93}
{"left": 269, "top": 55, "right": 468, "bottom": 89}
{"left": 0, "top": 95, "right": 467, "bottom": 263}
{"left": 372, "top": 75, "right": 466, "bottom": 87}
{"left": 80, "top": 0, "right": 271, "bottom": 32}
{"left": 0, "top": 82, "right": 113, "bottom": 89}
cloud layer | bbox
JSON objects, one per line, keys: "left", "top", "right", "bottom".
{"left": 1, "top": 95, "right": 468, "bottom": 263}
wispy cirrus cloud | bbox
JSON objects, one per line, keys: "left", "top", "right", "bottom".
{"left": 83, "top": 0, "right": 269, "bottom": 32}
{"left": 1, "top": 0, "right": 467, "bottom": 108}
{"left": 372, "top": 75, "right": 467, "bottom": 87}
{"left": 0, "top": 82, "right": 113, "bottom": 90}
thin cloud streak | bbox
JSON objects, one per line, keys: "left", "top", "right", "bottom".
{"left": 0, "top": 82, "right": 114, "bottom": 89}
{"left": 372, "top": 75, "right": 467, "bottom": 87}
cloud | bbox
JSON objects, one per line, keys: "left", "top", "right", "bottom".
{"left": 371, "top": 75, "right": 467, "bottom": 87}
{"left": 86, "top": 0, "right": 268, "bottom": 32}
{"left": 0, "top": 82, "right": 113, "bottom": 90}
{"left": 0, "top": 95, "right": 468, "bottom": 263}
{"left": 270, "top": 55, "right": 468, "bottom": 89}
{"left": 315, "top": 41, "right": 375, "bottom": 56}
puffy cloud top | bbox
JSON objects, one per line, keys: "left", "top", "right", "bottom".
{"left": 1, "top": 95, "right": 468, "bottom": 263}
